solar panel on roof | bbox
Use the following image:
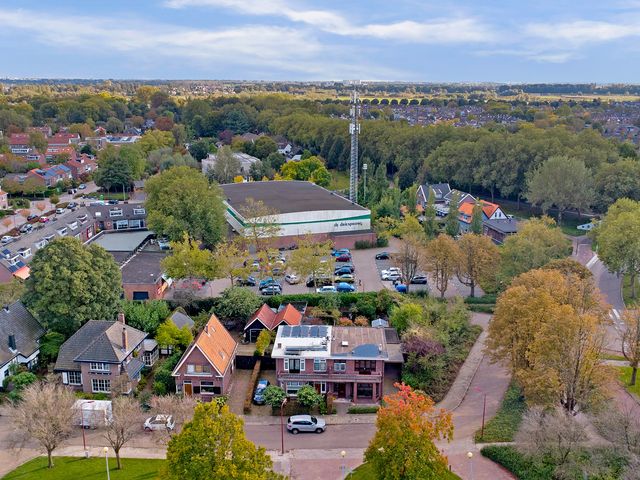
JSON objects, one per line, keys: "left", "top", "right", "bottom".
{"left": 15, "top": 261, "right": 24, "bottom": 268}
{"left": 8, "top": 265, "right": 17, "bottom": 273}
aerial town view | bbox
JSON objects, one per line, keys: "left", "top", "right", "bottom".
{"left": 1, "top": 1, "right": 640, "bottom": 479}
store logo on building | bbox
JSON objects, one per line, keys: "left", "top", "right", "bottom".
{"left": 334, "top": 221, "right": 364, "bottom": 228}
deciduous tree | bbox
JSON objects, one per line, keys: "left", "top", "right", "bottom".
{"left": 209, "top": 146, "right": 241, "bottom": 184}
{"left": 364, "top": 383, "right": 453, "bottom": 480}
{"left": 103, "top": 396, "right": 143, "bottom": 470}
{"left": 444, "top": 191, "right": 460, "bottom": 237}
{"left": 213, "top": 287, "right": 263, "bottom": 323}
{"left": 164, "top": 402, "right": 285, "bottom": 480}
{"left": 470, "top": 201, "right": 483, "bottom": 234}
{"left": 456, "top": 233, "right": 500, "bottom": 297}
{"left": 395, "top": 231, "right": 423, "bottom": 293}
{"left": 423, "top": 234, "right": 460, "bottom": 298}
{"left": 161, "top": 234, "right": 218, "bottom": 280}
{"left": 212, "top": 239, "right": 251, "bottom": 287}
{"left": 622, "top": 309, "right": 640, "bottom": 386}
{"left": 156, "top": 318, "right": 193, "bottom": 352}
{"left": 423, "top": 187, "right": 438, "bottom": 239}
{"left": 288, "top": 236, "right": 333, "bottom": 288}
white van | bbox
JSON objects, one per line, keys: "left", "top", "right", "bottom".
{"left": 73, "top": 399, "right": 113, "bottom": 429}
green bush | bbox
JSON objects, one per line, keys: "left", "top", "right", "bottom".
{"left": 254, "top": 329, "right": 272, "bottom": 356}
{"left": 152, "top": 381, "right": 167, "bottom": 395}
{"left": 347, "top": 406, "right": 379, "bottom": 414}
{"left": 467, "top": 304, "right": 494, "bottom": 314}
{"left": 263, "top": 385, "right": 287, "bottom": 407}
{"left": 376, "top": 237, "right": 389, "bottom": 247}
{"left": 481, "top": 446, "right": 554, "bottom": 480}
{"left": 464, "top": 294, "right": 497, "bottom": 304}
{"left": 475, "top": 382, "right": 526, "bottom": 443}
{"left": 354, "top": 240, "right": 375, "bottom": 249}
{"left": 296, "top": 385, "right": 322, "bottom": 408}
{"left": 244, "top": 359, "right": 262, "bottom": 414}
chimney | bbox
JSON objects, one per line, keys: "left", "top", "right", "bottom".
{"left": 8, "top": 334, "right": 16, "bottom": 351}
{"left": 117, "top": 312, "right": 125, "bottom": 324}
{"left": 122, "top": 326, "right": 128, "bottom": 351}
{"left": 204, "top": 324, "right": 209, "bottom": 335}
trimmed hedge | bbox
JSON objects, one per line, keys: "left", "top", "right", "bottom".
{"left": 464, "top": 294, "right": 497, "bottom": 304}
{"left": 481, "top": 446, "right": 554, "bottom": 480}
{"left": 354, "top": 237, "right": 389, "bottom": 249}
{"left": 466, "top": 304, "right": 494, "bottom": 314}
{"left": 347, "top": 406, "right": 379, "bottom": 414}
{"left": 244, "top": 359, "right": 262, "bottom": 414}
{"left": 474, "top": 382, "right": 526, "bottom": 443}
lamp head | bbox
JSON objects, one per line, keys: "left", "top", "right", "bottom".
{"left": 467, "top": 452, "right": 473, "bottom": 459}
{"left": 103, "top": 447, "right": 109, "bottom": 454}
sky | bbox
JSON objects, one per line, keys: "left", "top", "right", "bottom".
{"left": 1, "top": 0, "right": 640, "bottom": 82}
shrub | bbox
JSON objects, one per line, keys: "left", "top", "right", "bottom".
{"left": 263, "top": 385, "right": 287, "bottom": 407}
{"left": 464, "top": 294, "right": 497, "bottom": 304}
{"left": 254, "top": 329, "right": 272, "bottom": 356}
{"left": 136, "top": 376, "right": 147, "bottom": 393}
{"left": 481, "top": 446, "right": 554, "bottom": 480}
{"left": 475, "top": 382, "right": 526, "bottom": 443}
{"left": 49, "top": 194, "right": 59, "bottom": 204}
{"left": 467, "top": 304, "right": 494, "bottom": 314}
{"left": 296, "top": 385, "right": 322, "bottom": 408}
{"left": 355, "top": 296, "right": 376, "bottom": 318}
{"left": 376, "top": 237, "right": 389, "bottom": 247}
{"left": 354, "top": 240, "right": 375, "bottom": 249}
{"left": 354, "top": 316, "right": 369, "bottom": 326}
{"left": 153, "top": 381, "right": 167, "bottom": 395}
{"left": 348, "top": 406, "right": 379, "bottom": 414}
{"left": 244, "top": 359, "right": 262, "bottom": 414}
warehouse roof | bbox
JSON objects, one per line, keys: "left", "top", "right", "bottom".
{"left": 220, "top": 181, "right": 368, "bottom": 215}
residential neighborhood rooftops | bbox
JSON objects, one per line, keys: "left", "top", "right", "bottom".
{"left": 92, "top": 230, "right": 153, "bottom": 252}
{"left": 220, "top": 181, "right": 367, "bottom": 215}
{"left": 169, "top": 309, "right": 194, "bottom": 330}
{"left": 330, "top": 326, "right": 387, "bottom": 359}
{"left": 483, "top": 218, "right": 520, "bottom": 234}
{"left": 245, "top": 303, "right": 302, "bottom": 332}
{"left": 0, "top": 301, "right": 45, "bottom": 368}
{"left": 120, "top": 251, "right": 166, "bottom": 284}
{"left": 272, "top": 325, "right": 330, "bottom": 358}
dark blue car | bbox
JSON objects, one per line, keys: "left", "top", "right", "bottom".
{"left": 336, "top": 282, "right": 356, "bottom": 293}
{"left": 253, "top": 379, "right": 270, "bottom": 404}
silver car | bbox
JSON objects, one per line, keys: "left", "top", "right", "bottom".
{"left": 287, "top": 415, "right": 326, "bottom": 434}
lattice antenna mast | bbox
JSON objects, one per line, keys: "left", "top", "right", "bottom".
{"left": 348, "top": 81, "right": 361, "bottom": 203}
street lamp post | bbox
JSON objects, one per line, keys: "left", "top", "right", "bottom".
{"left": 103, "top": 447, "right": 110, "bottom": 480}
{"left": 280, "top": 398, "right": 288, "bottom": 455}
{"left": 467, "top": 451, "right": 474, "bottom": 480}
{"left": 362, "top": 164, "right": 368, "bottom": 202}
{"left": 341, "top": 450, "right": 347, "bottom": 479}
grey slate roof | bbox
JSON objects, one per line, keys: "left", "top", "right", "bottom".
{"left": 483, "top": 218, "right": 519, "bottom": 234}
{"left": 169, "top": 310, "right": 194, "bottom": 330}
{"left": 0, "top": 301, "right": 45, "bottom": 367}
{"left": 120, "top": 251, "right": 166, "bottom": 284}
{"left": 54, "top": 320, "right": 147, "bottom": 372}
{"left": 124, "top": 358, "right": 145, "bottom": 379}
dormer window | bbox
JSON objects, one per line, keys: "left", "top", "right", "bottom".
{"left": 133, "top": 208, "right": 146, "bottom": 215}
{"left": 67, "top": 221, "right": 78, "bottom": 230}
{"left": 17, "top": 247, "right": 31, "bottom": 259}
{"left": 109, "top": 208, "right": 123, "bottom": 218}
{"left": 56, "top": 227, "right": 67, "bottom": 236}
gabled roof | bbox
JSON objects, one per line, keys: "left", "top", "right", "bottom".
{"left": 245, "top": 303, "right": 302, "bottom": 332}
{"left": 245, "top": 304, "right": 276, "bottom": 331}
{"left": 0, "top": 301, "right": 45, "bottom": 367}
{"left": 54, "top": 320, "right": 147, "bottom": 371}
{"left": 173, "top": 313, "right": 236, "bottom": 377}
{"left": 169, "top": 309, "right": 194, "bottom": 330}
{"left": 275, "top": 303, "right": 302, "bottom": 328}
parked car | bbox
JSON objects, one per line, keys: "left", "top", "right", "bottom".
{"left": 78, "top": 183, "right": 87, "bottom": 190}
{"left": 375, "top": 251, "right": 391, "bottom": 260}
{"left": 55, "top": 207, "right": 65, "bottom": 215}
{"left": 108, "top": 199, "right": 119, "bottom": 205}
{"left": 410, "top": 275, "right": 429, "bottom": 284}
{"left": 253, "top": 379, "right": 270, "bottom": 405}
{"left": 19, "top": 223, "right": 33, "bottom": 234}
{"left": 251, "top": 260, "right": 261, "bottom": 271}
{"left": 259, "top": 277, "right": 278, "bottom": 289}
{"left": 26, "top": 214, "right": 38, "bottom": 221}
{"left": 395, "top": 284, "right": 408, "bottom": 293}
{"left": 336, "top": 282, "right": 356, "bottom": 293}
{"left": 334, "top": 274, "right": 355, "bottom": 284}
{"left": 143, "top": 414, "right": 175, "bottom": 432}
{"left": 39, "top": 216, "right": 51, "bottom": 223}
{"left": 287, "top": 415, "right": 326, "bottom": 434}
{"left": 306, "top": 276, "right": 332, "bottom": 288}
{"left": 334, "top": 266, "right": 355, "bottom": 275}
{"left": 67, "top": 188, "right": 77, "bottom": 195}
{"left": 1, "top": 236, "right": 15, "bottom": 245}
{"left": 285, "top": 274, "right": 299, "bottom": 284}
{"left": 381, "top": 267, "right": 400, "bottom": 276}
{"left": 316, "top": 285, "right": 338, "bottom": 294}
{"left": 272, "top": 267, "right": 284, "bottom": 276}
{"left": 68, "top": 202, "right": 78, "bottom": 211}
{"left": 236, "top": 276, "right": 257, "bottom": 286}
{"left": 158, "top": 238, "right": 171, "bottom": 250}
{"left": 335, "top": 254, "right": 352, "bottom": 262}
{"left": 332, "top": 248, "right": 350, "bottom": 257}
{"left": 261, "top": 285, "right": 282, "bottom": 296}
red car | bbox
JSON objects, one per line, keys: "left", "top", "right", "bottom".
{"left": 336, "top": 254, "right": 351, "bottom": 262}
{"left": 39, "top": 216, "right": 50, "bottom": 223}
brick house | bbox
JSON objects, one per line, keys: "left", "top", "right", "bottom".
{"left": 65, "top": 154, "right": 98, "bottom": 179}
{"left": 121, "top": 251, "right": 169, "bottom": 300}
{"left": 26, "top": 164, "right": 73, "bottom": 188}
{"left": 0, "top": 301, "right": 45, "bottom": 383}
{"left": 458, "top": 200, "right": 507, "bottom": 232}
{"left": 172, "top": 313, "right": 237, "bottom": 399}
{"left": 243, "top": 303, "right": 302, "bottom": 342}
{"left": 54, "top": 313, "right": 155, "bottom": 395}
{"left": 87, "top": 204, "right": 147, "bottom": 232}
{"left": 272, "top": 325, "right": 390, "bottom": 404}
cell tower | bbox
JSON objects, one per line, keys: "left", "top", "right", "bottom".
{"left": 348, "top": 81, "right": 361, "bottom": 203}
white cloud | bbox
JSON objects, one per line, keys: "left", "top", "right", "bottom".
{"left": 165, "top": 0, "right": 496, "bottom": 43}
{"left": 525, "top": 20, "right": 640, "bottom": 46}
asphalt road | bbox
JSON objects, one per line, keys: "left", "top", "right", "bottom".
{"left": 245, "top": 423, "right": 375, "bottom": 451}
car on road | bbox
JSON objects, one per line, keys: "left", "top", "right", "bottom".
{"left": 39, "top": 216, "right": 51, "bottom": 223}
{"left": 410, "top": 275, "right": 429, "bottom": 284}
{"left": 335, "top": 254, "right": 351, "bottom": 262}
{"left": 316, "top": 285, "right": 338, "bottom": 294}
{"left": 334, "top": 265, "right": 354, "bottom": 275}
{"left": 236, "top": 276, "right": 257, "bottom": 286}
{"left": 78, "top": 183, "right": 87, "bottom": 190}
{"left": 143, "top": 414, "right": 175, "bottom": 432}
{"left": 55, "top": 207, "right": 65, "bottom": 215}
{"left": 382, "top": 272, "right": 402, "bottom": 282}
{"left": 261, "top": 285, "right": 282, "bottom": 296}
{"left": 253, "top": 379, "right": 270, "bottom": 405}
{"left": 26, "top": 214, "right": 38, "bottom": 221}
{"left": 251, "top": 260, "right": 261, "bottom": 271}
{"left": 285, "top": 274, "right": 299, "bottom": 284}
{"left": 287, "top": 415, "right": 326, "bottom": 434}
{"left": 334, "top": 273, "right": 355, "bottom": 284}
{"left": 19, "top": 224, "right": 33, "bottom": 234}
{"left": 336, "top": 282, "right": 355, "bottom": 293}
{"left": 395, "top": 284, "right": 408, "bottom": 293}
{"left": 375, "top": 251, "right": 391, "bottom": 260}
{"left": 1, "top": 235, "right": 15, "bottom": 245}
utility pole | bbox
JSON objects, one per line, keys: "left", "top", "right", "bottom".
{"left": 348, "top": 81, "right": 360, "bottom": 203}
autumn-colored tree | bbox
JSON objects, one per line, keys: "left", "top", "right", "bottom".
{"left": 395, "top": 231, "right": 424, "bottom": 293}
{"left": 364, "top": 383, "right": 453, "bottom": 480}
{"left": 287, "top": 235, "right": 333, "bottom": 287}
{"left": 161, "top": 234, "right": 218, "bottom": 280}
{"left": 212, "top": 239, "right": 251, "bottom": 286}
{"left": 156, "top": 318, "right": 193, "bottom": 353}
{"left": 164, "top": 402, "right": 285, "bottom": 480}
{"left": 2, "top": 217, "right": 13, "bottom": 230}
{"left": 423, "top": 234, "right": 460, "bottom": 298}
{"left": 541, "top": 258, "right": 593, "bottom": 280}
{"left": 35, "top": 202, "right": 46, "bottom": 215}
{"left": 622, "top": 309, "right": 640, "bottom": 386}
{"left": 487, "top": 269, "right": 609, "bottom": 412}
{"left": 456, "top": 233, "right": 500, "bottom": 297}
{"left": 238, "top": 197, "right": 280, "bottom": 256}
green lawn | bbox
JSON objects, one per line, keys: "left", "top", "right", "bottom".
{"left": 617, "top": 366, "right": 640, "bottom": 397}
{"left": 2, "top": 457, "right": 164, "bottom": 480}
{"left": 474, "top": 382, "right": 526, "bottom": 443}
{"left": 328, "top": 169, "right": 350, "bottom": 191}
{"left": 623, "top": 273, "right": 639, "bottom": 307}
{"left": 347, "top": 462, "right": 460, "bottom": 479}
{"left": 601, "top": 353, "right": 627, "bottom": 362}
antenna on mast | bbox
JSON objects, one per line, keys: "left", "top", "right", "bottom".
{"left": 347, "top": 80, "right": 361, "bottom": 203}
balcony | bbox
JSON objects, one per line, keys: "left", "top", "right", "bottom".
{"left": 280, "top": 371, "right": 382, "bottom": 383}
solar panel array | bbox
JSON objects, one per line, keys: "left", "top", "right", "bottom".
{"left": 280, "top": 325, "right": 328, "bottom": 338}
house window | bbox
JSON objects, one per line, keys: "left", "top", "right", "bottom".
{"left": 133, "top": 208, "right": 146, "bottom": 215}
{"left": 354, "top": 360, "right": 376, "bottom": 374}
{"left": 186, "top": 364, "right": 211, "bottom": 374}
{"left": 114, "top": 220, "right": 129, "bottom": 230}
{"left": 357, "top": 383, "right": 374, "bottom": 399}
{"left": 317, "top": 382, "right": 326, "bottom": 394}
{"left": 56, "top": 227, "right": 67, "bottom": 236}
{"left": 129, "top": 219, "right": 142, "bottom": 229}
{"left": 109, "top": 208, "right": 123, "bottom": 217}
{"left": 91, "top": 378, "right": 111, "bottom": 393}
{"left": 286, "top": 381, "right": 305, "bottom": 395}
{"left": 68, "top": 371, "right": 82, "bottom": 385}
{"left": 200, "top": 381, "right": 221, "bottom": 394}
{"left": 313, "top": 359, "right": 327, "bottom": 372}
{"left": 89, "top": 362, "right": 109, "bottom": 372}
{"left": 333, "top": 362, "right": 346, "bottom": 372}
{"left": 285, "top": 358, "right": 304, "bottom": 373}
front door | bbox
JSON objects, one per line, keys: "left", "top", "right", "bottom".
{"left": 314, "top": 383, "right": 321, "bottom": 394}
{"left": 336, "top": 383, "right": 346, "bottom": 398}
{"left": 184, "top": 382, "right": 192, "bottom": 396}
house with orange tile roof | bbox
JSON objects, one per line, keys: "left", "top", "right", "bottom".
{"left": 172, "top": 313, "right": 237, "bottom": 398}
{"left": 458, "top": 200, "right": 507, "bottom": 232}
{"left": 243, "top": 303, "right": 303, "bottom": 342}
